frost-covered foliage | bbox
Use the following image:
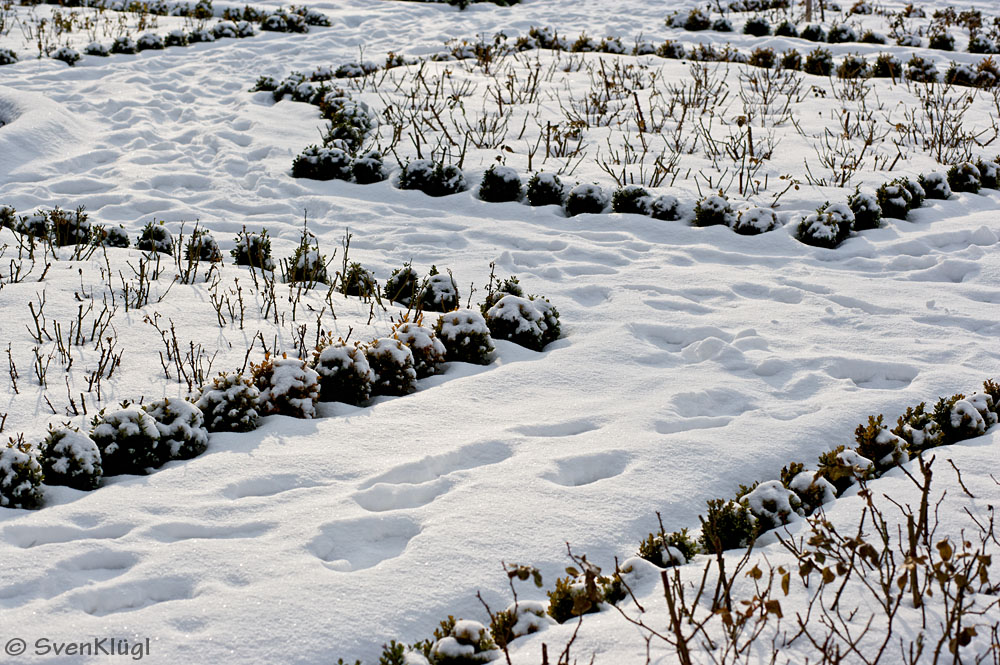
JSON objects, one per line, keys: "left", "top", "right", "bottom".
{"left": 313, "top": 339, "right": 373, "bottom": 403}
{"left": 39, "top": 426, "right": 102, "bottom": 491}
{"left": 564, "top": 183, "right": 608, "bottom": 217}
{"left": 976, "top": 159, "right": 999, "bottom": 189}
{"left": 947, "top": 162, "right": 982, "bottom": 193}
{"left": 352, "top": 150, "right": 387, "bottom": 184}
{"left": 184, "top": 229, "right": 222, "bottom": 262}
{"left": 92, "top": 224, "right": 130, "bottom": 248}
{"left": 393, "top": 322, "right": 446, "bottom": 378}
{"left": 286, "top": 230, "right": 328, "bottom": 284}
{"left": 251, "top": 355, "right": 320, "bottom": 419}
{"left": 434, "top": 309, "right": 495, "bottom": 365}
{"left": 648, "top": 194, "right": 681, "bottom": 221}
{"left": 484, "top": 295, "right": 560, "bottom": 351}
{"left": 693, "top": 195, "right": 735, "bottom": 227}
{"left": 0, "top": 439, "right": 44, "bottom": 509}
{"left": 741, "top": 480, "right": 802, "bottom": 531}
{"left": 638, "top": 528, "right": 699, "bottom": 567}
{"left": 732, "top": 207, "right": 776, "bottom": 235}
{"left": 136, "top": 221, "right": 173, "bottom": 254}
{"left": 699, "top": 499, "right": 757, "bottom": 552}
{"left": 854, "top": 415, "right": 909, "bottom": 473}
{"left": 796, "top": 202, "right": 853, "bottom": 248}
{"left": 803, "top": 48, "right": 834, "bottom": 76}
{"left": 525, "top": 172, "right": 564, "bottom": 207}
{"left": 420, "top": 266, "right": 460, "bottom": 312}
{"left": 53, "top": 47, "right": 81, "bottom": 66}
{"left": 196, "top": 372, "right": 260, "bottom": 433}
{"left": 48, "top": 206, "right": 91, "bottom": 246}
{"left": 384, "top": 263, "right": 420, "bottom": 306}
{"left": 90, "top": 407, "right": 163, "bottom": 476}
{"left": 398, "top": 160, "right": 467, "bottom": 197}
{"left": 743, "top": 17, "right": 770, "bottom": 37}
{"left": 143, "top": 398, "right": 209, "bottom": 461}
{"left": 918, "top": 172, "right": 952, "bottom": 200}
{"left": 876, "top": 179, "right": 914, "bottom": 219}
{"left": 478, "top": 165, "right": 522, "bottom": 203}
{"left": 611, "top": 185, "right": 650, "bottom": 215}
{"left": 292, "top": 145, "right": 352, "bottom": 181}
{"left": 826, "top": 23, "right": 857, "bottom": 44}
{"left": 816, "top": 445, "right": 874, "bottom": 495}
{"left": 847, "top": 189, "right": 881, "bottom": 231}
{"left": 231, "top": 228, "right": 275, "bottom": 269}
{"left": 365, "top": 338, "right": 417, "bottom": 396}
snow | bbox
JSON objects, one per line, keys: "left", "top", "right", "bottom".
{"left": 0, "top": 0, "right": 999, "bottom": 661}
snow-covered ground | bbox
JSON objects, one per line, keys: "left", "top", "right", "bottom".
{"left": 1, "top": 0, "right": 999, "bottom": 662}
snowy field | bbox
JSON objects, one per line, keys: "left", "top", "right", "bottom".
{"left": 1, "top": 0, "right": 1000, "bottom": 662}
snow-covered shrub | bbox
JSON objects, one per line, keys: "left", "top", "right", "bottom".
{"left": 891, "top": 402, "right": 944, "bottom": 452}
{"left": 184, "top": 229, "right": 222, "bottom": 262}
{"left": 434, "top": 309, "right": 495, "bottom": 365}
{"left": 732, "top": 206, "right": 777, "bottom": 235}
{"left": 800, "top": 24, "right": 826, "bottom": 42}
{"left": 740, "top": 480, "right": 802, "bottom": 532}
{"left": 478, "top": 165, "right": 522, "bottom": 203}
{"left": 15, "top": 212, "right": 48, "bottom": 238}
{"left": 136, "top": 221, "right": 173, "bottom": 254}
{"left": 39, "top": 426, "right": 102, "bottom": 491}
{"left": 683, "top": 8, "right": 711, "bottom": 30}
{"left": 398, "top": 160, "right": 467, "bottom": 197}
{"left": 530, "top": 297, "right": 561, "bottom": 348}
{"left": 231, "top": 228, "right": 274, "bottom": 269}
{"left": 484, "top": 295, "right": 551, "bottom": 351}
{"left": 352, "top": 150, "right": 387, "bottom": 184}
{"left": 143, "top": 398, "right": 209, "bottom": 461}
{"left": 165, "top": 29, "right": 189, "bottom": 46}
{"left": 854, "top": 415, "right": 909, "bottom": 473}
{"left": 837, "top": 53, "right": 868, "bottom": 79}
{"left": 365, "top": 338, "right": 417, "bottom": 396}
{"left": 699, "top": 499, "right": 758, "bottom": 552}
{"left": 489, "top": 601, "right": 556, "bottom": 652}
{"left": 748, "top": 47, "right": 776, "bottom": 69}
{"left": 570, "top": 33, "right": 598, "bottom": 52}
{"left": 781, "top": 462, "right": 836, "bottom": 515}
{"left": 187, "top": 28, "right": 216, "bottom": 44}
{"left": 743, "top": 16, "right": 770, "bottom": 37}
{"left": 656, "top": 39, "right": 687, "bottom": 59}
{"left": 876, "top": 179, "right": 914, "bottom": 219}
{"left": 611, "top": 185, "right": 650, "bottom": 214}
{"left": 969, "top": 34, "right": 997, "bottom": 55}
{"left": 110, "top": 36, "right": 138, "bottom": 54}
{"left": 947, "top": 162, "right": 981, "bottom": 193}
{"left": 292, "top": 145, "right": 352, "bottom": 181}
{"left": 0, "top": 48, "right": 17, "bottom": 65}
{"left": 339, "top": 261, "right": 377, "bottom": 297}
{"left": 425, "top": 617, "right": 500, "bottom": 664}
{"left": 137, "top": 32, "right": 165, "bottom": 50}
{"left": 1, "top": 438, "right": 43, "bottom": 509}
{"left": 803, "top": 48, "right": 834, "bottom": 76}
{"left": 796, "top": 202, "right": 853, "bottom": 248}
{"left": 633, "top": 41, "right": 657, "bottom": 56}
{"left": 598, "top": 35, "right": 627, "bottom": 53}
{"left": 526, "top": 172, "right": 564, "bottom": 207}
{"left": 826, "top": 23, "right": 857, "bottom": 44}
{"left": 944, "top": 62, "right": 977, "bottom": 87}
{"left": 779, "top": 49, "right": 802, "bottom": 70}
{"left": 932, "top": 394, "right": 988, "bottom": 445}
{"left": 860, "top": 30, "right": 886, "bottom": 44}
{"left": 850, "top": 0, "right": 872, "bottom": 14}
{"left": 285, "top": 230, "right": 328, "bottom": 284}
{"left": 928, "top": 31, "right": 955, "bottom": 51}
{"left": 84, "top": 42, "right": 110, "bottom": 57}
{"left": 393, "top": 322, "right": 446, "bottom": 378}
{"left": 195, "top": 372, "right": 260, "bottom": 433}
{"left": 903, "top": 178, "right": 925, "bottom": 209}
{"left": 968, "top": 392, "right": 998, "bottom": 428}
{"left": 547, "top": 570, "right": 624, "bottom": 623}
{"left": 420, "top": 266, "right": 460, "bottom": 312}
{"left": 564, "top": 183, "right": 608, "bottom": 217}
{"left": 774, "top": 19, "right": 798, "bottom": 38}
{"left": 313, "top": 339, "right": 372, "bottom": 404}
{"left": 693, "top": 194, "right": 735, "bottom": 227}
{"left": 976, "top": 158, "right": 998, "bottom": 189}
{"left": 480, "top": 274, "right": 523, "bottom": 314}
{"left": 975, "top": 58, "right": 1000, "bottom": 88}
{"left": 49, "top": 206, "right": 90, "bottom": 246}
{"left": 638, "top": 528, "right": 699, "bottom": 567}
{"left": 251, "top": 355, "right": 320, "bottom": 419}
{"left": 648, "top": 194, "right": 681, "bottom": 221}
{"left": 906, "top": 55, "right": 938, "bottom": 82}
{"left": 91, "top": 224, "right": 130, "bottom": 248}
{"left": 321, "top": 102, "right": 373, "bottom": 152}
{"left": 90, "top": 406, "right": 163, "bottom": 476}
{"left": 211, "top": 20, "right": 240, "bottom": 39}
{"left": 383, "top": 262, "right": 420, "bottom": 306}
{"left": 847, "top": 189, "right": 881, "bottom": 231}
{"left": 918, "top": 172, "right": 952, "bottom": 199}
{"left": 872, "top": 53, "right": 902, "bottom": 78}
{"left": 53, "top": 47, "right": 81, "bottom": 66}
{"left": 816, "top": 445, "right": 874, "bottom": 494}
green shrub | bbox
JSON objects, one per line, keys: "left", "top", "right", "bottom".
{"left": 478, "top": 164, "right": 523, "bottom": 202}
{"left": 480, "top": 274, "right": 523, "bottom": 315}
{"left": 649, "top": 194, "right": 681, "bottom": 221}
{"left": 564, "top": 183, "right": 608, "bottom": 217}
{"left": 136, "top": 221, "right": 173, "bottom": 254}
{"left": 90, "top": 406, "right": 163, "bottom": 476}
{"left": 684, "top": 8, "right": 711, "bottom": 30}
{"left": 656, "top": 39, "right": 687, "bottom": 59}
{"left": 837, "top": 53, "right": 868, "bottom": 79}
{"left": 947, "top": 162, "right": 982, "bottom": 193}
{"left": 143, "top": 398, "right": 209, "bottom": 462}
{"left": 876, "top": 179, "right": 914, "bottom": 219}
{"left": 49, "top": 206, "right": 90, "bottom": 246}
{"left": 732, "top": 206, "right": 777, "bottom": 235}
{"left": 976, "top": 158, "right": 999, "bottom": 189}
{"left": 860, "top": 30, "right": 886, "bottom": 44}
{"left": 91, "top": 224, "right": 130, "bottom": 248}
{"left": 743, "top": 17, "right": 770, "bottom": 37}
{"left": 393, "top": 322, "right": 446, "bottom": 378}
{"left": 803, "top": 48, "right": 834, "bottom": 76}
{"left": 872, "top": 53, "right": 902, "bottom": 78}
{"left": 292, "top": 145, "right": 352, "bottom": 181}
{"left": 796, "top": 202, "right": 853, "bottom": 248}
{"left": 365, "top": 338, "right": 417, "bottom": 396}
{"left": 827, "top": 23, "right": 857, "bottom": 44}
{"left": 547, "top": 565, "right": 624, "bottom": 623}
{"left": 906, "top": 55, "right": 938, "bottom": 82}
{"left": 779, "top": 49, "right": 802, "bottom": 70}
{"left": 526, "top": 172, "right": 564, "bottom": 207}
{"left": 800, "top": 24, "right": 826, "bottom": 42}
{"left": 699, "top": 499, "right": 757, "bottom": 552}
{"left": 352, "top": 150, "right": 387, "bottom": 184}
{"left": 313, "top": 339, "right": 373, "bottom": 403}
{"left": 891, "top": 402, "right": 944, "bottom": 452}
{"left": 285, "top": 230, "right": 329, "bottom": 284}
{"left": 693, "top": 194, "right": 735, "bottom": 227}
{"left": 740, "top": 480, "right": 802, "bottom": 532}
{"left": 847, "top": 189, "right": 881, "bottom": 231}
{"left": 854, "top": 415, "right": 908, "bottom": 473}
{"left": 339, "top": 261, "right": 377, "bottom": 297}
{"left": 484, "top": 295, "right": 550, "bottom": 351}
{"left": 816, "top": 445, "right": 874, "bottom": 495}
{"left": 184, "top": 229, "right": 222, "bottom": 263}
{"left": 231, "top": 228, "right": 275, "bottom": 269}
{"left": 928, "top": 31, "right": 955, "bottom": 51}
{"left": 932, "top": 394, "right": 988, "bottom": 445}
{"left": 748, "top": 46, "right": 776, "bottom": 69}
{"left": 419, "top": 266, "right": 460, "bottom": 312}
{"left": 774, "top": 20, "right": 798, "bottom": 38}
{"left": 251, "top": 355, "right": 320, "bottom": 419}
{"left": 195, "top": 372, "right": 260, "bottom": 433}
{"left": 422, "top": 617, "right": 499, "bottom": 665}
{"left": 0, "top": 437, "right": 44, "bottom": 509}
{"left": 38, "top": 426, "right": 102, "bottom": 491}
{"left": 434, "top": 309, "right": 495, "bottom": 364}
{"left": 611, "top": 185, "right": 650, "bottom": 214}
{"left": 398, "top": 159, "right": 467, "bottom": 197}
{"left": 781, "top": 462, "right": 835, "bottom": 514}
{"left": 383, "top": 262, "right": 420, "bottom": 306}
{"left": 918, "top": 172, "right": 952, "bottom": 200}
{"left": 638, "top": 528, "right": 699, "bottom": 567}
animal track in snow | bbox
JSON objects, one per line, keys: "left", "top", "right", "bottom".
{"left": 654, "top": 417, "right": 732, "bottom": 434}
{"left": 542, "top": 451, "right": 629, "bottom": 487}
{"left": 824, "top": 359, "right": 919, "bottom": 389}
{"left": 353, "top": 478, "right": 452, "bottom": 512}
{"left": 512, "top": 419, "right": 601, "bottom": 438}
{"left": 308, "top": 515, "right": 421, "bottom": 572}
{"left": 358, "top": 440, "right": 511, "bottom": 490}
{"left": 68, "top": 576, "right": 197, "bottom": 616}
{"left": 144, "top": 521, "right": 275, "bottom": 543}
{"left": 3, "top": 522, "right": 133, "bottom": 549}
{"left": 222, "top": 474, "right": 323, "bottom": 500}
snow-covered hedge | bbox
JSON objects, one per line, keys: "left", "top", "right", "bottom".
{"left": 434, "top": 309, "right": 495, "bottom": 365}
{"left": 313, "top": 340, "right": 373, "bottom": 404}
{"left": 196, "top": 372, "right": 260, "bottom": 433}
{"left": 252, "top": 355, "right": 320, "bottom": 419}
{"left": 39, "top": 426, "right": 102, "bottom": 491}
{"left": 90, "top": 406, "right": 163, "bottom": 476}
